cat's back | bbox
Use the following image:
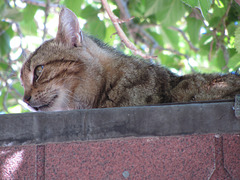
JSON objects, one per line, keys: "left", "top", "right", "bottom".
{"left": 96, "top": 53, "right": 178, "bottom": 108}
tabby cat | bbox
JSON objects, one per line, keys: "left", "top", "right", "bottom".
{"left": 20, "top": 8, "right": 240, "bottom": 111}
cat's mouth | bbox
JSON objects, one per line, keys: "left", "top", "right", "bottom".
{"left": 32, "top": 95, "right": 58, "bottom": 111}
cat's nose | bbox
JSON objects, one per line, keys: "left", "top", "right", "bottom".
{"left": 23, "top": 94, "right": 31, "bottom": 104}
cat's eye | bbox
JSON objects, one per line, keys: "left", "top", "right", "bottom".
{"left": 34, "top": 65, "right": 44, "bottom": 81}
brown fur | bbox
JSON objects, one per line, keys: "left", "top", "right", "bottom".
{"left": 20, "top": 8, "right": 240, "bottom": 111}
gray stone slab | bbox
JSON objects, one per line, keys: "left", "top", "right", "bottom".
{"left": 0, "top": 102, "right": 239, "bottom": 146}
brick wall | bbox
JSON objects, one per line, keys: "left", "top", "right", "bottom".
{"left": 0, "top": 102, "right": 240, "bottom": 179}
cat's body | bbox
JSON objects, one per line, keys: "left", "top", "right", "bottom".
{"left": 20, "top": 8, "right": 240, "bottom": 111}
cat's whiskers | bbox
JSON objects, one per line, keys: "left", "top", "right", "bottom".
{"left": 64, "top": 88, "right": 95, "bottom": 109}
{"left": 64, "top": 89, "right": 84, "bottom": 102}
{"left": 60, "top": 95, "right": 71, "bottom": 110}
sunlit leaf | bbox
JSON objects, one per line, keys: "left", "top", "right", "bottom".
{"left": 0, "top": 6, "right": 22, "bottom": 21}
{"left": 79, "top": 5, "right": 98, "bottom": 19}
{"left": 159, "top": 54, "right": 182, "bottom": 70}
{"left": 0, "top": 0, "right": 4, "bottom": 7}
{"left": 104, "top": 24, "right": 117, "bottom": 45}
{"left": 181, "top": 0, "right": 212, "bottom": 20}
{"left": 210, "top": 50, "right": 227, "bottom": 72}
{"left": 227, "top": 22, "right": 237, "bottom": 37}
{"left": 0, "top": 62, "right": 9, "bottom": 71}
{"left": 0, "top": 32, "right": 10, "bottom": 56}
{"left": 186, "top": 17, "right": 202, "bottom": 45}
{"left": 8, "top": 104, "right": 22, "bottom": 114}
{"left": 228, "top": 53, "right": 240, "bottom": 70}
{"left": 156, "top": 0, "right": 186, "bottom": 26}
{"left": 181, "top": 0, "right": 198, "bottom": 7}
{"left": 64, "top": 0, "right": 84, "bottom": 16}
{"left": 144, "top": 0, "right": 162, "bottom": 17}
{"left": 199, "top": 0, "right": 212, "bottom": 20}
{"left": 235, "top": 26, "right": 240, "bottom": 53}
{"left": 161, "top": 26, "right": 179, "bottom": 49}
{"left": 147, "top": 30, "right": 164, "bottom": 47}
{"left": 145, "top": 0, "right": 185, "bottom": 26}
{"left": 88, "top": 18, "right": 106, "bottom": 39}
{"left": 12, "top": 82, "right": 24, "bottom": 95}
{"left": 0, "top": 22, "right": 14, "bottom": 53}
{"left": 19, "top": 5, "right": 38, "bottom": 35}
{"left": 0, "top": 88, "right": 7, "bottom": 112}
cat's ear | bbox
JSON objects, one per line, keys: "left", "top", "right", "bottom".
{"left": 56, "top": 7, "right": 83, "bottom": 47}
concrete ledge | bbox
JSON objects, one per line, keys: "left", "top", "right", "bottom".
{"left": 0, "top": 102, "right": 240, "bottom": 146}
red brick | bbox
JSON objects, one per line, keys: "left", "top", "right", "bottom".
{"left": 45, "top": 135, "right": 215, "bottom": 179}
{"left": 1, "top": 134, "right": 239, "bottom": 179}
{"left": 223, "top": 134, "right": 240, "bottom": 179}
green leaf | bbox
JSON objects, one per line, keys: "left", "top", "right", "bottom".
{"left": 235, "top": 26, "right": 240, "bottom": 53}
{"left": 228, "top": 48, "right": 237, "bottom": 59}
{"left": 186, "top": 16, "right": 202, "bottom": 45}
{"left": 22, "top": 4, "right": 38, "bottom": 22}
{"left": 0, "top": 62, "right": 9, "bottom": 71}
{"left": 161, "top": 26, "right": 179, "bottom": 49}
{"left": 79, "top": 5, "right": 98, "bottom": 19}
{"left": 64, "top": 0, "right": 84, "bottom": 16}
{"left": 210, "top": 50, "right": 226, "bottom": 72}
{"left": 198, "top": 0, "right": 212, "bottom": 20}
{"left": 181, "top": 0, "right": 212, "bottom": 20}
{"left": 208, "top": 16, "right": 221, "bottom": 27}
{"left": 104, "top": 25, "right": 117, "bottom": 46}
{"left": 212, "top": 0, "right": 227, "bottom": 18}
{"left": 147, "top": 30, "right": 164, "bottom": 47}
{"left": 0, "top": 0, "right": 4, "bottom": 7}
{"left": 0, "top": 5, "right": 22, "bottom": 22}
{"left": 0, "top": 21, "right": 11, "bottom": 34}
{"left": 159, "top": 54, "right": 181, "bottom": 70}
{"left": 144, "top": 0, "right": 162, "bottom": 17}
{"left": 181, "top": 0, "right": 198, "bottom": 7}
{"left": 19, "top": 5, "right": 38, "bottom": 35}
{"left": 21, "top": 21, "right": 37, "bottom": 36}
{"left": 227, "top": 53, "right": 240, "bottom": 70}
{"left": 128, "top": 0, "right": 146, "bottom": 17}
{"left": 0, "top": 88, "right": 7, "bottom": 112}
{"left": 156, "top": 0, "right": 186, "bottom": 26}
{"left": 87, "top": 18, "right": 106, "bottom": 39}
{"left": 12, "top": 82, "right": 24, "bottom": 95}
{"left": 145, "top": 0, "right": 185, "bottom": 26}
{"left": 0, "top": 22, "right": 14, "bottom": 56}
{"left": 199, "top": 33, "right": 216, "bottom": 56}
{"left": 0, "top": 31, "right": 11, "bottom": 56}
{"left": 227, "top": 22, "right": 237, "bottom": 37}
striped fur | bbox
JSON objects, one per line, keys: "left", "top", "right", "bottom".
{"left": 20, "top": 8, "right": 240, "bottom": 111}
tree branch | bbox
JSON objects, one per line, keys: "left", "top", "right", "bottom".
{"left": 42, "top": 0, "right": 50, "bottom": 41}
{"left": 208, "top": 0, "right": 232, "bottom": 62}
{"left": 113, "top": 0, "right": 195, "bottom": 72}
{"left": 101, "top": 0, "right": 156, "bottom": 59}
{"left": 15, "top": 23, "right": 27, "bottom": 59}
{"left": 113, "top": 0, "right": 196, "bottom": 71}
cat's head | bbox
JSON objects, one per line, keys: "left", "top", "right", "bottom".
{"left": 20, "top": 8, "right": 107, "bottom": 111}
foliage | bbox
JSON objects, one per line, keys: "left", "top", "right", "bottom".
{"left": 0, "top": 0, "right": 240, "bottom": 113}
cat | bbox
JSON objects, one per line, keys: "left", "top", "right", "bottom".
{"left": 20, "top": 7, "right": 240, "bottom": 111}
